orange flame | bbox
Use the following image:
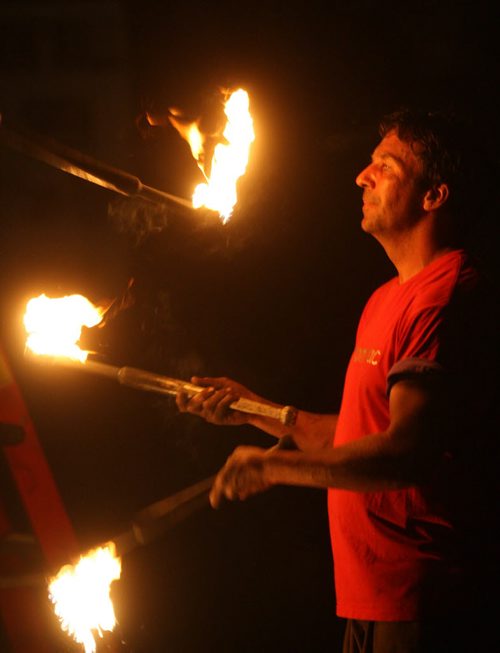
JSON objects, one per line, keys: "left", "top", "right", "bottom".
{"left": 48, "top": 542, "right": 121, "bottom": 653}
{"left": 24, "top": 294, "right": 104, "bottom": 362}
{"left": 171, "top": 88, "right": 255, "bottom": 222}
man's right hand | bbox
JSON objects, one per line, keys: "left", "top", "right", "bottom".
{"left": 176, "top": 376, "right": 338, "bottom": 450}
{"left": 176, "top": 376, "right": 256, "bottom": 426}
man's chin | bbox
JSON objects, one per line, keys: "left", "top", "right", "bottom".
{"left": 361, "top": 216, "right": 374, "bottom": 233}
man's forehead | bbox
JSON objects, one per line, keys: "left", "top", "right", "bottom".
{"left": 372, "top": 131, "right": 424, "bottom": 168}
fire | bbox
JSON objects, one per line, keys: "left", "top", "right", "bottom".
{"left": 24, "top": 293, "right": 104, "bottom": 362}
{"left": 172, "top": 88, "right": 255, "bottom": 222}
{"left": 48, "top": 542, "right": 121, "bottom": 653}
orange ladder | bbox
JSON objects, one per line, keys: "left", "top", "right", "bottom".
{"left": 0, "top": 344, "right": 79, "bottom": 652}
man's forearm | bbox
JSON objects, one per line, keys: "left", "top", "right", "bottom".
{"left": 209, "top": 379, "right": 447, "bottom": 506}
{"left": 264, "top": 431, "right": 429, "bottom": 492}
{"left": 247, "top": 409, "right": 338, "bottom": 451}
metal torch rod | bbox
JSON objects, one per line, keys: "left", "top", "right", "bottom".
{"left": 0, "top": 475, "right": 214, "bottom": 587}
{"left": 1, "top": 434, "right": 299, "bottom": 587}
{"left": 0, "top": 125, "right": 193, "bottom": 210}
{"left": 113, "top": 474, "right": 215, "bottom": 556}
{"left": 31, "top": 355, "right": 296, "bottom": 426}
{"left": 114, "top": 434, "right": 298, "bottom": 555}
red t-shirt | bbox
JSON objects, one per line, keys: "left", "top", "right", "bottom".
{"left": 329, "top": 249, "right": 485, "bottom": 621}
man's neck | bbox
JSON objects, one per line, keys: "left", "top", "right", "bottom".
{"left": 378, "top": 226, "right": 456, "bottom": 283}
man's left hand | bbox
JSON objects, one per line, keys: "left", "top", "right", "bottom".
{"left": 209, "top": 446, "right": 272, "bottom": 508}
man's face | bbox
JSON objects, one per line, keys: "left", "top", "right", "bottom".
{"left": 356, "top": 130, "right": 427, "bottom": 237}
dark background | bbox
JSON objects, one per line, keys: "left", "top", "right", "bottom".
{"left": 0, "top": 1, "right": 498, "bottom": 651}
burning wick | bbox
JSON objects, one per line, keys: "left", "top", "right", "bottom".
{"left": 48, "top": 542, "right": 121, "bottom": 653}
{"left": 24, "top": 293, "right": 297, "bottom": 425}
{"left": 24, "top": 293, "right": 104, "bottom": 362}
{"left": 167, "top": 88, "right": 255, "bottom": 222}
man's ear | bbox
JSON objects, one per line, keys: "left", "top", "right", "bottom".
{"left": 423, "top": 183, "right": 449, "bottom": 211}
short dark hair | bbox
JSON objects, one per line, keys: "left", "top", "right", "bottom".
{"left": 379, "top": 108, "right": 486, "bottom": 233}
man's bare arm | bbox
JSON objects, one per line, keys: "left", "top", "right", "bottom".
{"left": 176, "top": 375, "right": 337, "bottom": 450}
{"left": 209, "top": 377, "right": 449, "bottom": 506}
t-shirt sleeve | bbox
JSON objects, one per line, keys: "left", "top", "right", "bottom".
{"left": 386, "top": 305, "right": 447, "bottom": 396}
{"left": 386, "top": 358, "right": 445, "bottom": 395}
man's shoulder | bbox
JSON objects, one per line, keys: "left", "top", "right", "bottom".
{"left": 412, "top": 250, "right": 479, "bottom": 310}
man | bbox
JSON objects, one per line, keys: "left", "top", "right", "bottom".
{"left": 177, "top": 110, "right": 497, "bottom": 652}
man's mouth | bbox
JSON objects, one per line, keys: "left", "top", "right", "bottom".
{"left": 362, "top": 193, "right": 377, "bottom": 206}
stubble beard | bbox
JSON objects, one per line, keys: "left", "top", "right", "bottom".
{"left": 360, "top": 205, "right": 383, "bottom": 235}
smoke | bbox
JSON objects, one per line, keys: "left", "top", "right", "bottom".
{"left": 107, "top": 197, "right": 172, "bottom": 245}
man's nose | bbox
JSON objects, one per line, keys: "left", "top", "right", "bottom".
{"left": 355, "top": 164, "right": 373, "bottom": 188}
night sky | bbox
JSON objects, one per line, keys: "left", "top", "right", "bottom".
{"left": 0, "top": 1, "right": 498, "bottom": 651}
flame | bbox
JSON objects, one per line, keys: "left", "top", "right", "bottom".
{"left": 48, "top": 542, "right": 121, "bottom": 653}
{"left": 24, "top": 294, "right": 104, "bottom": 362}
{"left": 173, "top": 88, "right": 255, "bottom": 222}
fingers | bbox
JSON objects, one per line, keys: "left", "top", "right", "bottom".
{"left": 175, "top": 389, "right": 192, "bottom": 412}
{"left": 176, "top": 375, "right": 244, "bottom": 425}
{"left": 177, "top": 386, "right": 237, "bottom": 422}
{"left": 209, "top": 452, "right": 243, "bottom": 507}
{"left": 203, "top": 388, "right": 238, "bottom": 423}
{"left": 178, "top": 385, "right": 215, "bottom": 414}
{"left": 209, "top": 447, "right": 269, "bottom": 508}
